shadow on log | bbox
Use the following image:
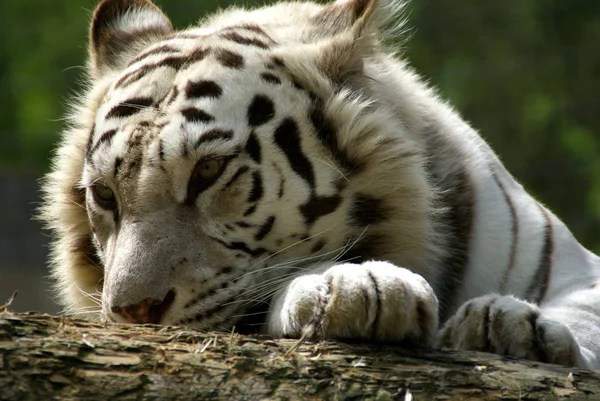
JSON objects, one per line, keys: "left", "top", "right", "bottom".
{"left": 1, "top": 311, "right": 599, "bottom": 400}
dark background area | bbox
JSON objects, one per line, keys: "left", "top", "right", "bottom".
{"left": 1, "top": 0, "right": 599, "bottom": 314}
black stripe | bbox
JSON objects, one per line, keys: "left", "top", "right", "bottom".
{"left": 194, "top": 129, "right": 234, "bottom": 149}
{"left": 247, "top": 95, "right": 275, "bottom": 128}
{"left": 200, "top": 282, "right": 230, "bottom": 305}
{"left": 128, "top": 44, "right": 179, "bottom": 66}
{"left": 215, "top": 239, "right": 266, "bottom": 257}
{"left": 182, "top": 107, "right": 214, "bottom": 124}
{"left": 224, "top": 166, "right": 250, "bottom": 188}
{"left": 115, "top": 65, "right": 156, "bottom": 89}
{"left": 215, "top": 49, "right": 244, "bottom": 69}
{"left": 225, "top": 24, "right": 272, "bottom": 40}
{"left": 494, "top": 173, "right": 519, "bottom": 293}
{"left": 274, "top": 118, "right": 315, "bottom": 188}
{"left": 182, "top": 289, "right": 236, "bottom": 321}
{"left": 115, "top": 49, "right": 211, "bottom": 88}
{"left": 413, "top": 298, "right": 434, "bottom": 345}
{"left": 243, "top": 205, "right": 257, "bottom": 217}
{"left": 271, "top": 56, "right": 285, "bottom": 68}
{"left": 434, "top": 166, "right": 475, "bottom": 320}
{"left": 367, "top": 271, "right": 382, "bottom": 340}
{"left": 423, "top": 127, "right": 477, "bottom": 320}
{"left": 527, "top": 310, "right": 550, "bottom": 363}
{"left": 198, "top": 296, "right": 242, "bottom": 324}
{"left": 88, "top": 129, "right": 118, "bottom": 158}
{"left": 247, "top": 171, "right": 263, "bottom": 203}
{"left": 526, "top": 205, "right": 554, "bottom": 304}
{"left": 221, "top": 31, "right": 270, "bottom": 49}
{"left": 115, "top": 57, "right": 185, "bottom": 88}
{"left": 490, "top": 309, "right": 507, "bottom": 353}
{"left": 114, "top": 157, "right": 123, "bottom": 176}
{"left": 310, "top": 105, "right": 360, "bottom": 173}
{"left": 290, "top": 77, "right": 305, "bottom": 92}
{"left": 158, "top": 139, "right": 166, "bottom": 161}
{"left": 299, "top": 195, "right": 342, "bottom": 225}
{"left": 350, "top": 194, "right": 388, "bottom": 227}
{"left": 260, "top": 72, "right": 281, "bottom": 85}
{"left": 118, "top": 158, "right": 141, "bottom": 182}
{"left": 106, "top": 97, "right": 154, "bottom": 119}
{"left": 311, "top": 239, "right": 326, "bottom": 253}
{"left": 254, "top": 216, "right": 275, "bottom": 241}
{"left": 185, "top": 80, "right": 223, "bottom": 99}
{"left": 85, "top": 124, "right": 96, "bottom": 158}
{"left": 341, "top": 234, "right": 383, "bottom": 264}
{"left": 481, "top": 300, "right": 493, "bottom": 351}
{"left": 245, "top": 132, "right": 261, "bottom": 163}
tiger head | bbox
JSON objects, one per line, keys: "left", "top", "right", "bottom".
{"left": 42, "top": 0, "right": 435, "bottom": 330}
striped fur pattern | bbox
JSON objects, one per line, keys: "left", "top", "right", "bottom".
{"left": 40, "top": 0, "right": 600, "bottom": 368}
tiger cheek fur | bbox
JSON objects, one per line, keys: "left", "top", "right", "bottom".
{"left": 40, "top": 0, "right": 600, "bottom": 369}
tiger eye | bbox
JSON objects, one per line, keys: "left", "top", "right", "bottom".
{"left": 91, "top": 183, "right": 117, "bottom": 210}
{"left": 194, "top": 159, "right": 225, "bottom": 181}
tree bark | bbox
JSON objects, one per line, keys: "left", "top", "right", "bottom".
{"left": 1, "top": 311, "right": 599, "bottom": 400}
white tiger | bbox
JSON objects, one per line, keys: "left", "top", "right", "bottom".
{"left": 40, "top": 0, "right": 600, "bottom": 369}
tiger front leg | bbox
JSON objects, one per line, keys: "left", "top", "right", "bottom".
{"left": 267, "top": 261, "right": 439, "bottom": 345}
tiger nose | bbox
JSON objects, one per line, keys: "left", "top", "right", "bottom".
{"left": 111, "top": 290, "right": 176, "bottom": 324}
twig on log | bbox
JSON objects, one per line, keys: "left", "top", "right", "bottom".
{"left": 0, "top": 291, "right": 18, "bottom": 313}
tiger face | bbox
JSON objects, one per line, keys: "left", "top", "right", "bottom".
{"left": 43, "top": 0, "right": 432, "bottom": 331}
{"left": 88, "top": 35, "right": 355, "bottom": 329}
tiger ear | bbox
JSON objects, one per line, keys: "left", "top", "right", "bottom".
{"left": 276, "top": 0, "right": 394, "bottom": 87}
{"left": 311, "top": 0, "right": 382, "bottom": 39}
{"left": 89, "top": 0, "right": 173, "bottom": 79}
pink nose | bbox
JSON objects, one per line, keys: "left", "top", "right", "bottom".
{"left": 111, "top": 290, "right": 176, "bottom": 324}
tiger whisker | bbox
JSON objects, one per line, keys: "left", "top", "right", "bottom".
{"left": 237, "top": 248, "right": 339, "bottom": 282}
{"left": 221, "top": 278, "right": 295, "bottom": 308}
{"left": 241, "top": 229, "right": 358, "bottom": 281}
{"left": 315, "top": 157, "right": 349, "bottom": 182}
{"left": 71, "top": 279, "right": 103, "bottom": 307}
{"left": 248, "top": 225, "right": 336, "bottom": 271}
{"left": 228, "top": 229, "right": 370, "bottom": 310}
{"left": 230, "top": 310, "right": 271, "bottom": 318}
{"left": 63, "top": 308, "right": 103, "bottom": 317}
{"left": 116, "top": 103, "right": 150, "bottom": 110}
{"left": 332, "top": 226, "right": 369, "bottom": 263}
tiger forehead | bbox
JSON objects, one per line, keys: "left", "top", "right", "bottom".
{"left": 101, "top": 24, "right": 290, "bottom": 124}
{"left": 113, "top": 23, "right": 279, "bottom": 92}
{"left": 86, "top": 24, "right": 316, "bottom": 181}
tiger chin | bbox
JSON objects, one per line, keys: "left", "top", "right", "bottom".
{"left": 39, "top": 0, "right": 600, "bottom": 369}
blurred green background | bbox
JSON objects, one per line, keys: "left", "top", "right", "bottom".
{"left": 1, "top": 0, "right": 599, "bottom": 313}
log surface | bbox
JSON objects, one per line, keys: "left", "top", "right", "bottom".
{"left": 1, "top": 311, "right": 599, "bottom": 400}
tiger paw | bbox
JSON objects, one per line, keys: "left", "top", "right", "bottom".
{"left": 436, "top": 294, "right": 582, "bottom": 366}
{"left": 267, "top": 261, "right": 438, "bottom": 345}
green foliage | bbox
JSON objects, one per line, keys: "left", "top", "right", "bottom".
{"left": 1, "top": 0, "right": 598, "bottom": 251}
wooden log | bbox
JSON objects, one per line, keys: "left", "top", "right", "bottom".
{"left": 1, "top": 311, "right": 599, "bottom": 400}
